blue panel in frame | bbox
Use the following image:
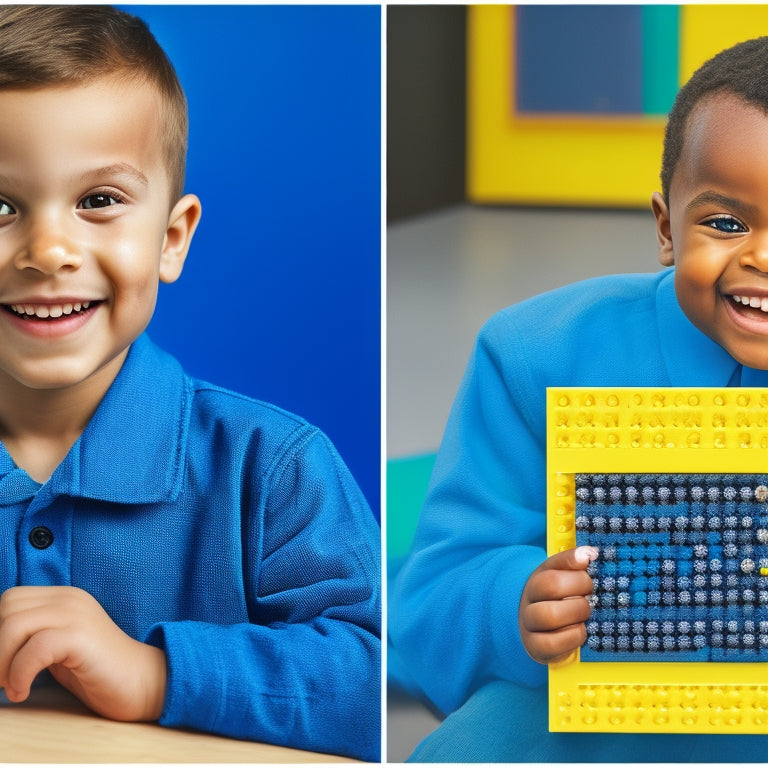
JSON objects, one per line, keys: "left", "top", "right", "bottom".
{"left": 515, "top": 5, "right": 644, "bottom": 115}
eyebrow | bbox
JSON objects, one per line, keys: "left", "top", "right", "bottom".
{"left": 79, "top": 163, "right": 149, "bottom": 188}
{"left": 685, "top": 190, "right": 757, "bottom": 216}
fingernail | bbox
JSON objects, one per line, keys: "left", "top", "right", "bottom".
{"left": 575, "top": 545, "right": 599, "bottom": 563}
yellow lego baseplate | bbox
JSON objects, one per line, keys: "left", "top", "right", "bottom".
{"left": 547, "top": 388, "right": 768, "bottom": 734}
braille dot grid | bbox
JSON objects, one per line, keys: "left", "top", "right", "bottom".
{"left": 576, "top": 473, "right": 768, "bottom": 662}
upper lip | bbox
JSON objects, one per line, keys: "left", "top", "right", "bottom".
{"left": 2, "top": 297, "right": 102, "bottom": 318}
{"left": 1, "top": 296, "right": 102, "bottom": 305}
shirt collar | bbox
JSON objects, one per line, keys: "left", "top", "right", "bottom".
{"left": 0, "top": 334, "right": 192, "bottom": 505}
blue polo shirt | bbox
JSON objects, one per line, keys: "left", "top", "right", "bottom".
{"left": 0, "top": 334, "right": 380, "bottom": 761}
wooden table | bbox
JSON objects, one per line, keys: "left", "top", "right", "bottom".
{"left": 1, "top": 685, "right": 358, "bottom": 762}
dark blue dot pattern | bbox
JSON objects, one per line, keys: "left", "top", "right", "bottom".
{"left": 576, "top": 473, "right": 768, "bottom": 662}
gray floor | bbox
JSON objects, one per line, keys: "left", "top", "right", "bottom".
{"left": 386, "top": 203, "right": 661, "bottom": 762}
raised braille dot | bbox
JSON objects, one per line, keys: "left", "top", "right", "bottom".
{"left": 756, "top": 485, "right": 768, "bottom": 502}
{"left": 742, "top": 559, "right": 756, "bottom": 574}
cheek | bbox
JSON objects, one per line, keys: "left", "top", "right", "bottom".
{"left": 100, "top": 234, "right": 164, "bottom": 295}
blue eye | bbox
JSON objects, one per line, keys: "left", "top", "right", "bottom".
{"left": 80, "top": 193, "right": 122, "bottom": 210}
{"left": 0, "top": 199, "right": 15, "bottom": 216}
{"left": 704, "top": 216, "right": 746, "bottom": 233}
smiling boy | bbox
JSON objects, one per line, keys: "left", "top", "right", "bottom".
{"left": 0, "top": 6, "right": 380, "bottom": 761}
{"left": 391, "top": 35, "right": 768, "bottom": 762}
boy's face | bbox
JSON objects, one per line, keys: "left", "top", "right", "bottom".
{"left": 0, "top": 75, "right": 200, "bottom": 394}
{"left": 653, "top": 92, "right": 768, "bottom": 370}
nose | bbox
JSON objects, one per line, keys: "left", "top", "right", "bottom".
{"left": 739, "top": 233, "right": 768, "bottom": 273}
{"left": 14, "top": 217, "right": 83, "bottom": 275}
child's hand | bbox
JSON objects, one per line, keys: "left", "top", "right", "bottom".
{"left": 0, "top": 586, "right": 166, "bottom": 721}
{"left": 518, "top": 546, "right": 598, "bottom": 665}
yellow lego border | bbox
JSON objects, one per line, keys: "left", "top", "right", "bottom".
{"left": 547, "top": 387, "right": 768, "bottom": 733}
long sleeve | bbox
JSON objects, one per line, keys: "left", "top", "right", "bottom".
{"left": 389, "top": 312, "right": 549, "bottom": 715}
{"left": 389, "top": 271, "right": 699, "bottom": 716}
{"left": 146, "top": 427, "right": 381, "bottom": 761}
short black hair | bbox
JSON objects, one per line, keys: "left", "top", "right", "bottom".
{"left": 661, "top": 36, "right": 768, "bottom": 202}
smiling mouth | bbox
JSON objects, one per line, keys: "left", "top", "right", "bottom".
{"left": 730, "top": 294, "right": 768, "bottom": 314}
{"left": 3, "top": 301, "right": 100, "bottom": 320}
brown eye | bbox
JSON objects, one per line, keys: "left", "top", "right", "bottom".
{"left": 80, "top": 193, "right": 121, "bottom": 210}
{"left": 0, "top": 199, "right": 15, "bottom": 215}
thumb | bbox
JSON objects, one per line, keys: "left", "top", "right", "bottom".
{"left": 541, "top": 546, "right": 599, "bottom": 572}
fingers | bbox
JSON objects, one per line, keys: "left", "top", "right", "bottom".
{"left": 4, "top": 629, "right": 67, "bottom": 701}
{"left": 519, "top": 546, "right": 599, "bottom": 665}
{"left": 525, "top": 622, "right": 588, "bottom": 664}
{"left": 521, "top": 593, "right": 592, "bottom": 633}
{"left": 541, "top": 545, "right": 599, "bottom": 572}
{"left": 0, "top": 587, "right": 90, "bottom": 700}
{"left": 524, "top": 546, "right": 598, "bottom": 604}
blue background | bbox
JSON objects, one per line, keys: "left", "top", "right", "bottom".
{"left": 120, "top": 6, "right": 381, "bottom": 519}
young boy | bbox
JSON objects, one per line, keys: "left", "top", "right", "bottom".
{"left": 390, "top": 35, "right": 768, "bottom": 762}
{"left": 0, "top": 6, "right": 380, "bottom": 761}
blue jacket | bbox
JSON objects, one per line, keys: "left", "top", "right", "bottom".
{"left": 389, "top": 268, "right": 768, "bottom": 716}
{"left": 0, "top": 334, "right": 380, "bottom": 761}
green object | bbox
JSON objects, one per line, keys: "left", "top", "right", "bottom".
{"left": 386, "top": 453, "right": 436, "bottom": 560}
{"left": 642, "top": 4, "right": 680, "bottom": 116}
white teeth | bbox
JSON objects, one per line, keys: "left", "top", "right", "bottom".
{"left": 8, "top": 300, "right": 92, "bottom": 319}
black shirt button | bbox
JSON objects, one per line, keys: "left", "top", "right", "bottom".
{"left": 29, "top": 526, "right": 54, "bottom": 549}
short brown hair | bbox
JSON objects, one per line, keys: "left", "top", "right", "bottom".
{"left": 0, "top": 5, "right": 188, "bottom": 201}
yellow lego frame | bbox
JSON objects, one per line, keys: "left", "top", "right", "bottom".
{"left": 547, "top": 387, "right": 768, "bottom": 733}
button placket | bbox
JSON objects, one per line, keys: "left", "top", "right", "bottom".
{"left": 18, "top": 492, "right": 73, "bottom": 585}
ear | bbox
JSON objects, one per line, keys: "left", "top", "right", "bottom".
{"left": 159, "top": 194, "right": 202, "bottom": 284}
{"left": 651, "top": 191, "right": 675, "bottom": 267}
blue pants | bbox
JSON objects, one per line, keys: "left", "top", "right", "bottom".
{"left": 408, "top": 681, "right": 768, "bottom": 762}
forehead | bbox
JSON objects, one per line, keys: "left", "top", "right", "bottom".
{"left": 0, "top": 74, "right": 167, "bottom": 187}
{"left": 675, "top": 92, "right": 768, "bottom": 194}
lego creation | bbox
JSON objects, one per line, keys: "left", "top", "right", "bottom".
{"left": 547, "top": 388, "right": 768, "bottom": 733}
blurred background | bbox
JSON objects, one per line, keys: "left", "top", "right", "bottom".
{"left": 387, "top": 5, "right": 768, "bottom": 760}
{"left": 122, "top": 6, "right": 381, "bottom": 520}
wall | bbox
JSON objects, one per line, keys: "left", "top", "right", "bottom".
{"left": 468, "top": 5, "right": 768, "bottom": 207}
{"left": 123, "top": 6, "right": 381, "bottom": 517}
{"left": 387, "top": 5, "right": 466, "bottom": 222}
